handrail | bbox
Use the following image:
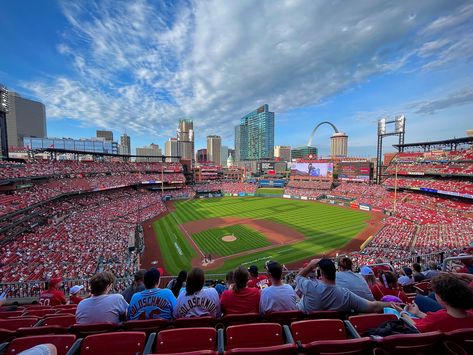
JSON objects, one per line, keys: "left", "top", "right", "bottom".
{"left": 442, "top": 255, "right": 473, "bottom": 271}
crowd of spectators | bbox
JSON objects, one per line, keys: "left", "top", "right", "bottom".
{"left": 0, "top": 160, "right": 182, "bottom": 180}
{"left": 0, "top": 188, "right": 167, "bottom": 283}
{"left": 286, "top": 180, "right": 332, "bottom": 189}
{"left": 383, "top": 177, "right": 473, "bottom": 195}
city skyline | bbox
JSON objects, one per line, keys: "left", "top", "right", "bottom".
{"left": 1, "top": 1, "right": 473, "bottom": 156}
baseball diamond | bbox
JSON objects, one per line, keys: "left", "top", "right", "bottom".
{"left": 147, "top": 197, "right": 379, "bottom": 275}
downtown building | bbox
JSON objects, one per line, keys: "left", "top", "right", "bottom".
{"left": 119, "top": 133, "right": 131, "bottom": 156}
{"left": 177, "top": 119, "right": 194, "bottom": 163}
{"left": 136, "top": 143, "right": 162, "bottom": 162}
{"left": 4, "top": 91, "right": 46, "bottom": 148}
{"left": 235, "top": 104, "right": 274, "bottom": 161}
{"left": 207, "top": 135, "right": 221, "bottom": 165}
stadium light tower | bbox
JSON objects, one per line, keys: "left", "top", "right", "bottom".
{"left": 0, "top": 84, "right": 9, "bottom": 160}
{"left": 376, "top": 115, "right": 406, "bottom": 184}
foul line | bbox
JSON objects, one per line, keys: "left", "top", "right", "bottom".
{"left": 170, "top": 212, "right": 206, "bottom": 258}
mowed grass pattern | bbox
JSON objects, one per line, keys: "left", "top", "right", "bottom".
{"left": 256, "top": 188, "right": 284, "bottom": 195}
{"left": 192, "top": 224, "right": 271, "bottom": 257}
{"left": 153, "top": 197, "right": 370, "bottom": 275}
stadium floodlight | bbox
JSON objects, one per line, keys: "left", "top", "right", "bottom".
{"left": 0, "top": 85, "right": 8, "bottom": 113}
{"left": 395, "top": 115, "right": 405, "bottom": 134}
{"left": 377, "top": 118, "right": 386, "bottom": 136}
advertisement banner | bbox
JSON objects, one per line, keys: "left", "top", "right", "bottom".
{"left": 359, "top": 205, "right": 370, "bottom": 211}
{"left": 283, "top": 194, "right": 291, "bottom": 199}
{"left": 301, "top": 196, "right": 308, "bottom": 200}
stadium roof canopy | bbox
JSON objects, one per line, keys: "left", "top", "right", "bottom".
{"left": 393, "top": 136, "right": 473, "bottom": 151}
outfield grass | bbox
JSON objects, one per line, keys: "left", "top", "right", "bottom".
{"left": 153, "top": 197, "right": 369, "bottom": 275}
{"left": 192, "top": 224, "right": 271, "bottom": 257}
{"left": 256, "top": 188, "right": 284, "bottom": 195}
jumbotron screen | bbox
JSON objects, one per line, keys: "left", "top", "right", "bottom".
{"left": 290, "top": 163, "right": 333, "bottom": 177}
{"left": 338, "top": 162, "right": 371, "bottom": 181}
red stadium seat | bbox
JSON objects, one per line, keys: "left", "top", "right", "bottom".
{"left": 24, "top": 305, "right": 51, "bottom": 310}
{"left": 226, "top": 323, "right": 286, "bottom": 350}
{"left": 149, "top": 352, "right": 217, "bottom": 355}
{"left": 225, "top": 343, "right": 298, "bottom": 354}
{"left": 155, "top": 327, "right": 217, "bottom": 353}
{"left": 0, "top": 329, "right": 15, "bottom": 343}
{"left": 0, "top": 311, "right": 24, "bottom": 319}
{"left": 372, "top": 331, "right": 443, "bottom": 355}
{"left": 54, "top": 309, "right": 76, "bottom": 315}
{"left": 23, "top": 309, "right": 58, "bottom": 317}
{"left": 16, "top": 325, "right": 69, "bottom": 337}
{"left": 348, "top": 314, "right": 398, "bottom": 336}
{"left": 291, "top": 319, "right": 347, "bottom": 344}
{"left": 0, "top": 318, "right": 38, "bottom": 331}
{"left": 70, "top": 322, "right": 120, "bottom": 337}
{"left": 307, "top": 310, "right": 347, "bottom": 320}
{"left": 221, "top": 313, "right": 262, "bottom": 326}
{"left": 264, "top": 310, "right": 304, "bottom": 325}
{"left": 78, "top": 331, "right": 146, "bottom": 355}
{"left": 414, "top": 281, "right": 431, "bottom": 295}
{"left": 41, "top": 314, "right": 76, "bottom": 327}
{"left": 443, "top": 328, "right": 473, "bottom": 354}
{"left": 53, "top": 304, "right": 77, "bottom": 309}
{"left": 174, "top": 316, "right": 218, "bottom": 328}
{"left": 303, "top": 337, "right": 372, "bottom": 354}
{"left": 122, "top": 318, "right": 171, "bottom": 334}
{"left": 4, "top": 334, "right": 76, "bottom": 355}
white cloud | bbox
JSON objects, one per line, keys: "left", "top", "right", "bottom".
{"left": 22, "top": 0, "right": 473, "bottom": 143}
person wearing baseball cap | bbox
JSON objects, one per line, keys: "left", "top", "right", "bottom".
{"left": 39, "top": 277, "right": 66, "bottom": 306}
{"left": 69, "top": 285, "right": 84, "bottom": 304}
{"left": 247, "top": 265, "right": 270, "bottom": 289}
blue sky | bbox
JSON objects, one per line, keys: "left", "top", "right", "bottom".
{"left": 1, "top": 0, "right": 472, "bottom": 157}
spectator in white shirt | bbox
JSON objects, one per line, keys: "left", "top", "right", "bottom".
{"left": 260, "top": 261, "right": 297, "bottom": 314}
{"left": 174, "top": 268, "right": 220, "bottom": 318}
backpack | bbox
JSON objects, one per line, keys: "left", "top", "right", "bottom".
{"left": 365, "top": 319, "right": 418, "bottom": 337}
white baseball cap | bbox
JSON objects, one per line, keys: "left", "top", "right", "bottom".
{"left": 70, "top": 285, "right": 84, "bottom": 295}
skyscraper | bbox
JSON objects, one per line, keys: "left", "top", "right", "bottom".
{"left": 165, "top": 137, "right": 179, "bottom": 162}
{"left": 234, "top": 126, "right": 241, "bottom": 162}
{"left": 235, "top": 104, "right": 274, "bottom": 161}
{"left": 119, "top": 133, "right": 131, "bottom": 155}
{"left": 330, "top": 132, "right": 348, "bottom": 157}
{"left": 5, "top": 91, "right": 46, "bottom": 148}
{"left": 177, "top": 119, "right": 194, "bottom": 162}
{"left": 207, "top": 135, "right": 221, "bottom": 165}
{"left": 220, "top": 145, "right": 229, "bottom": 166}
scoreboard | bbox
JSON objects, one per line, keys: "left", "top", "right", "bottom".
{"left": 337, "top": 162, "right": 372, "bottom": 181}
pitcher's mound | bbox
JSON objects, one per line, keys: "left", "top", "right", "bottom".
{"left": 222, "top": 235, "right": 237, "bottom": 242}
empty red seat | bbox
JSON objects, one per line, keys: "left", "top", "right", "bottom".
{"left": 24, "top": 309, "right": 57, "bottom": 317}
{"left": 122, "top": 318, "right": 171, "bottom": 334}
{"left": 372, "top": 331, "right": 443, "bottom": 355}
{"left": 156, "top": 327, "right": 217, "bottom": 353}
{"left": 41, "top": 314, "right": 76, "bottom": 327}
{"left": 304, "top": 337, "right": 372, "bottom": 354}
{"left": 53, "top": 304, "right": 77, "bottom": 309}
{"left": 174, "top": 316, "right": 218, "bottom": 328}
{"left": 16, "top": 325, "right": 69, "bottom": 337}
{"left": 70, "top": 322, "right": 120, "bottom": 337}
{"left": 307, "top": 310, "right": 346, "bottom": 320}
{"left": 291, "top": 319, "right": 347, "bottom": 344}
{"left": 348, "top": 314, "right": 398, "bottom": 336}
{"left": 0, "top": 329, "right": 15, "bottom": 343}
{"left": 226, "top": 343, "right": 297, "bottom": 354}
{"left": 414, "top": 281, "right": 431, "bottom": 295}
{"left": 78, "top": 331, "right": 146, "bottom": 355}
{"left": 226, "top": 323, "right": 286, "bottom": 350}
{"left": 0, "top": 318, "right": 38, "bottom": 331}
{"left": 24, "top": 305, "right": 51, "bottom": 310}
{"left": 443, "top": 328, "right": 473, "bottom": 354}
{"left": 0, "top": 311, "right": 24, "bottom": 319}
{"left": 4, "top": 334, "right": 76, "bottom": 355}
{"left": 54, "top": 309, "right": 76, "bottom": 315}
{"left": 264, "top": 310, "right": 304, "bottom": 325}
{"left": 221, "top": 313, "right": 262, "bottom": 326}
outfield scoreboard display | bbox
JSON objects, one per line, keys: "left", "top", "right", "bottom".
{"left": 289, "top": 163, "right": 333, "bottom": 177}
{"left": 259, "top": 162, "right": 275, "bottom": 171}
{"left": 338, "top": 162, "right": 372, "bottom": 181}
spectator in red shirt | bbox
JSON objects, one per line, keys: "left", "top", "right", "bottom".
{"left": 39, "top": 277, "right": 66, "bottom": 306}
{"left": 370, "top": 271, "right": 409, "bottom": 304}
{"left": 247, "top": 265, "right": 270, "bottom": 289}
{"left": 400, "top": 274, "right": 473, "bottom": 332}
{"left": 221, "top": 266, "right": 260, "bottom": 315}
{"left": 69, "top": 285, "right": 84, "bottom": 304}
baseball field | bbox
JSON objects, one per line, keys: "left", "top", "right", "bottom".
{"left": 151, "top": 197, "right": 373, "bottom": 275}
